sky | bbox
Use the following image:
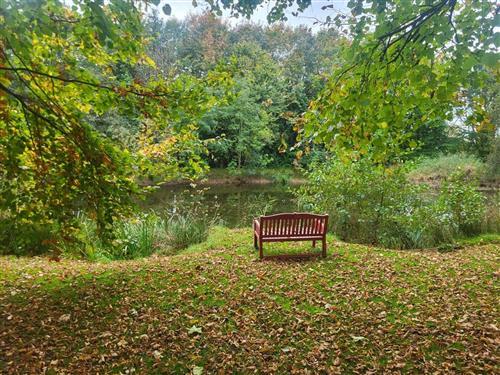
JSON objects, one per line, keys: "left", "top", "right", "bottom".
{"left": 159, "top": 0, "right": 350, "bottom": 29}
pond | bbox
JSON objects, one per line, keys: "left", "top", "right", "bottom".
{"left": 143, "top": 181, "right": 499, "bottom": 229}
{"left": 143, "top": 183, "right": 300, "bottom": 228}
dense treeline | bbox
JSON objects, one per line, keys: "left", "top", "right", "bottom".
{"left": 95, "top": 11, "right": 499, "bottom": 170}
{"left": 98, "top": 12, "right": 344, "bottom": 169}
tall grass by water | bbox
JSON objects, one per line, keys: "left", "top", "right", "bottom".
{"left": 63, "top": 211, "right": 215, "bottom": 261}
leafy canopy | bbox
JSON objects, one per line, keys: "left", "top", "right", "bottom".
{"left": 208, "top": 0, "right": 498, "bottom": 162}
{"left": 301, "top": 0, "right": 499, "bottom": 162}
{"left": 0, "top": 0, "right": 228, "bottom": 252}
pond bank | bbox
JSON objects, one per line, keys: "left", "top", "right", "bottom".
{"left": 139, "top": 168, "right": 305, "bottom": 187}
{"left": 160, "top": 176, "right": 305, "bottom": 186}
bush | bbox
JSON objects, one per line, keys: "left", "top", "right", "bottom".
{"left": 0, "top": 216, "right": 63, "bottom": 256}
{"left": 435, "top": 173, "right": 486, "bottom": 235}
{"left": 157, "top": 187, "right": 220, "bottom": 251}
{"left": 60, "top": 208, "right": 216, "bottom": 260}
{"left": 297, "top": 159, "right": 490, "bottom": 249}
{"left": 481, "top": 192, "right": 500, "bottom": 234}
{"left": 483, "top": 138, "right": 500, "bottom": 184}
{"left": 110, "top": 214, "right": 165, "bottom": 259}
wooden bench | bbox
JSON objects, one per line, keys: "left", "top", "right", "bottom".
{"left": 253, "top": 213, "right": 329, "bottom": 260}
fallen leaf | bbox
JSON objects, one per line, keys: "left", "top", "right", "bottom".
{"left": 188, "top": 325, "right": 202, "bottom": 335}
{"left": 58, "top": 314, "right": 71, "bottom": 323}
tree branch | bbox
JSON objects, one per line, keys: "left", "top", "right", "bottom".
{"left": 0, "top": 66, "right": 168, "bottom": 98}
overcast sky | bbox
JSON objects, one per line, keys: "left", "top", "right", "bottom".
{"left": 159, "top": 0, "right": 350, "bottom": 29}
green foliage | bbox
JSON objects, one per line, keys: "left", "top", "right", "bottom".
{"left": 270, "top": 169, "right": 293, "bottom": 185}
{"left": 480, "top": 192, "right": 500, "bottom": 234}
{"left": 484, "top": 138, "right": 500, "bottom": 184}
{"left": 454, "top": 73, "right": 499, "bottom": 159}
{"left": 0, "top": 1, "right": 230, "bottom": 254}
{"left": 297, "top": 159, "right": 490, "bottom": 249}
{"left": 165, "top": 214, "right": 212, "bottom": 250}
{"left": 201, "top": 74, "right": 278, "bottom": 169}
{"left": 296, "top": 0, "right": 498, "bottom": 163}
{"left": 206, "top": 0, "right": 314, "bottom": 22}
{"left": 409, "top": 118, "right": 456, "bottom": 157}
{"left": 111, "top": 214, "right": 166, "bottom": 260}
{"left": 297, "top": 159, "right": 418, "bottom": 246}
{"left": 435, "top": 173, "right": 486, "bottom": 235}
{"left": 144, "top": 13, "right": 343, "bottom": 168}
{"left": 61, "top": 213, "right": 165, "bottom": 261}
{"left": 61, "top": 209, "right": 219, "bottom": 260}
{"left": 162, "top": 187, "right": 220, "bottom": 250}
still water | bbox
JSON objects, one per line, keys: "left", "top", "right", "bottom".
{"left": 144, "top": 182, "right": 499, "bottom": 229}
{"left": 143, "top": 183, "right": 300, "bottom": 227}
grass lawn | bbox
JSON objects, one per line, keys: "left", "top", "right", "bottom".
{"left": 1, "top": 227, "right": 498, "bottom": 373}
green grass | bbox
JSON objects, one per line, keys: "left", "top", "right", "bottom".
{"left": 408, "top": 153, "right": 485, "bottom": 183}
{"left": 165, "top": 214, "right": 212, "bottom": 250}
{"left": 1, "top": 227, "right": 499, "bottom": 373}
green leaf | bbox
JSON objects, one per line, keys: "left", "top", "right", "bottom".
{"left": 162, "top": 3, "right": 172, "bottom": 15}
{"left": 481, "top": 53, "right": 498, "bottom": 68}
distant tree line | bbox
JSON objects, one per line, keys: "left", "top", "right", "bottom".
{"left": 115, "top": 12, "right": 345, "bottom": 169}
{"left": 94, "top": 11, "right": 498, "bottom": 170}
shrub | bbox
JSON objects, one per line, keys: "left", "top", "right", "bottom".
{"left": 0, "top": 216, "right": 63, "bottom": 256}
{"left": 297, "top": 159, "right": 490, "bottom": 249}
{"left": 109, "top": 214, "right": 165, "bottom": 259}
{"left": 61, "top": 208, "right": 216, "bottom": 260}
{"left": 481, "top": 192, "right": 500, "bottom": 234}
{"left": 298, "top": 159, "right": 415, "bottom": 246}
{"left": 161, "top": 187, "right": 219, "bottom": 250}
{"left": 483, "top": 138, "right": 500, "bottom": 185}
{"left": 435, "top": 172, "right": 486, "bottom": 235}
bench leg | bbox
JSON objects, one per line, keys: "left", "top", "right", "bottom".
{"left": 254, "top": 233, "right": 258, "bottom": 250}
{"left": 259, "top": 240, "right": 263, "bottom": 260}
{"left": 312, "top": 240, "right": 316, "bottom": 248}
{"left": 322, "top": 238, "right": 327, "bottom": 258}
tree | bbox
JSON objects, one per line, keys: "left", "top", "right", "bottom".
{"left": 0, "top": 0, "right": 223, "bottom": 253}
{"left": 211, "top": 0, "right": 498, "bottom": 162}
{"left": 199, "top": 42, "right": 286, "bottom": 168}
{"left": 145, "top": 14, "right": 343, "bottom": 168}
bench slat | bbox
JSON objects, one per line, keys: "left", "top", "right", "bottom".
{"left": 262, "top": 236, "right": 324, "bottom": 241}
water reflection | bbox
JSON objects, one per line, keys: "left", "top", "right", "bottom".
{"left": 143, "top": 183, "right": 299, "bottom": 227}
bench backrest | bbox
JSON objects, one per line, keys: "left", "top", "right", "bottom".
{"left": 259, "top": 213, "right": 328, "bottom": 237}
